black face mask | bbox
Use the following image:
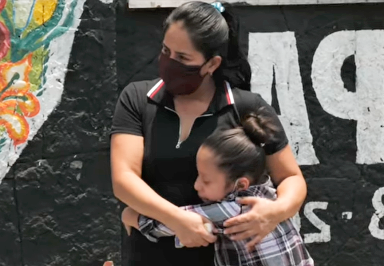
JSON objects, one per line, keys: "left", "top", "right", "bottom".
{"left": 159, "top": 53, "right": 207, "bottom": 96}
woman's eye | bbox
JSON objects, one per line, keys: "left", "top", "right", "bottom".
{"left": 161, "top": 47, "right": 169, "bottom": 55}
{"left": 177, "top": 55, "right": 189, "bottom": 62}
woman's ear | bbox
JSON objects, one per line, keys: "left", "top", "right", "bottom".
{"left": 236, "top": 177, "right": 250, "bottom": 191}
{"left": 206, "top": 55, "right": 222, "bottom": 75}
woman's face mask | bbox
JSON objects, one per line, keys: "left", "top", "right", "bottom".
{"left": 159, "top": 53, "right": 208, "bottom": 96}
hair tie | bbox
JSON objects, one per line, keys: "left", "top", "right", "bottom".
{"left": 211, "top": 2, "right": 225, "bottom": 13}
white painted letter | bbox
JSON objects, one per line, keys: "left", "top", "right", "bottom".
{"left": 369, "top": 187, "right": 384, "bottom": 240}
{"left": 292, "top": 212, "right": 301, "bottom": 232}
{"left": 248, "top": 32, "right": 319, "bottom": 165}
{"left": 312, "top": 30, "right": 384, "bottom": 164}
{"left": 303, "top": 201, "right": 331, "bottom": 244}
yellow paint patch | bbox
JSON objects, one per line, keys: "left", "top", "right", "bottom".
{"left": 33, "top": 0, "right": 57, "bottom": 26}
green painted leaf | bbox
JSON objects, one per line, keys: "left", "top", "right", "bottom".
{"left": 15, "top": 105, "right": 22, "bottom": 115}
{"left": 30, "top": 46, "right": 49, "bottom": 92}
{"left": 0, "top": 138, "right": 6, "bottom": 151}
{"left": 36, "top": 88, "right": 46, "bottom": 97}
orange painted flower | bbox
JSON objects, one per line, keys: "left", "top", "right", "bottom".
{"left": 0, "top": 54, "right": 40, "bottom": 146}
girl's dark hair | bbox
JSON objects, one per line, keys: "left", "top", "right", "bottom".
{"left": 164, "top": 1, "right": 251, "bottom": 91}
{"left": 202, "top": 109, "right": 278, "bottom": 184}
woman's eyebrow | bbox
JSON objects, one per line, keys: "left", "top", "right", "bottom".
{"left": 163, "top": 43, "right": 191, "bottom": 57}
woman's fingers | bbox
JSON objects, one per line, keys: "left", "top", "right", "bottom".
{"left": 125, "top": 225, "right": 132, "bottom": 236}
{"left": 183, "top": 237, "right": 210, "bottom": 248}
{"left": 235, "top": 196, "right": 258, "bottom": 206}
{"left": 202, "top": 229, "right": 217, "bottom": 243}
{"left": 182, "top": 225, "right": 216, "bottom": 247}
{"left": 224, "top": 218, "right": 254, "bottom": 235}
{"left": 222, "top": 197, "right": 280, "bottom": 248}
{"left": 224, "top": 212, "right": 252, "bottom": 227}
{"left": 201, "top": 240, "right": 210, "bottom": 247}
{"left": 174, "top": 211, "right": 217, "bottom": 248}
{"left": 229, "top": 227, "right": 255, "bottom": 241}
{"left": 245, "top": 235, "right": 264, "bottom": 251}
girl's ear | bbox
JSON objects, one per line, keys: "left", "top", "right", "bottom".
{"left": 236, "top": 177, "right": 250, "bottom": 191}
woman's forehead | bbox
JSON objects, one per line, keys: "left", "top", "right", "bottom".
{"left": 163, "top": 22, "right": 200, "bottom": 56}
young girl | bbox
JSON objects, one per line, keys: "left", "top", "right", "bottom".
{"left": 122, "top": 110, "right": 314, "bottom": 266}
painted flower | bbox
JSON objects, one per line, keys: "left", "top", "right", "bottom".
{"left": 0, "top": 54, "right": 40, "bottom": 146}
{"left": 0, "top": 0, "right": 10, "bottom": 60}
{"left": 1, "top": 0, "right": 78, "bottom": 62}
{"left": 0, "top": 0, "right": 6, "bottom": 11}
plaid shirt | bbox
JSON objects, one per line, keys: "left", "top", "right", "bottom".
{"left": 138, "top": 179, "right": 314, "bottom": 266}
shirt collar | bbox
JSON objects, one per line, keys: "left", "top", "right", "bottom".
{"left": 222, "top": 175, "right": 274, "bottom": 201}
{"left": 146, "top": 79, "right": 235, "bottom": 114}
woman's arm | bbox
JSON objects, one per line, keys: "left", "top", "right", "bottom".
{"left": 111, "top": 133, "right": 181, "bottom": 225}
{"left": 267, "top": 144, "right": 307, "bottom": 220}
{"left": 137, "top": 200, "right": 241, "bottom": 238}
{"left": 125, "top": 200, "right": 238, "bottom": 247}
{"left": 111, "top": 133, "right": 216, "bottom": 247}
{"left": 121, "top": 206, "right": 140, "bottom": 231}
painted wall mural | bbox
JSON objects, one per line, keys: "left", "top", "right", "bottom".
{"left": 128, "top": 0, "right": 384, "bottom": 8}
{"left": 249, "top": 29, "right": 384, "bottom": 243}
{"left": 0, "top": 0, "right": 86, "bottom": 182}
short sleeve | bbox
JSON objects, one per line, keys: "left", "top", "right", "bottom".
{"left": 234, "top": 90, "right": 289, "bottom": 155}
{"left": 110, "top": 82, "right": 143, "bottom": 136}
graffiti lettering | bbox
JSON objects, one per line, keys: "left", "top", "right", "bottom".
{"left": 292, "top": 202, "right": 331, "bottom": 244}
{"left": 312, "top": 30, "right": 384, "bottom": 164}
{"left": 248, "top": 32, "right": 319, "bottom": 165}
{"left": 248, "top": 30, "right": 384, "bottom": 165}
{"left": 369, "top": 187, "right": 384, "bottom": 240}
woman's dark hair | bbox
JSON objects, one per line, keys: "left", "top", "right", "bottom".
{"left": 202, "top": 108, "right": 279, "bottom": 184}
{"left": 164, "top": 1, "right": 251, "bottom": 91}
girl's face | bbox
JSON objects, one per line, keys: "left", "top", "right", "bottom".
{"left": 195, "top": 146, "right": 233, "bottom": 202}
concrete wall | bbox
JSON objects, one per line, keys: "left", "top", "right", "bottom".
{"left": 1, "top": 0, "right": 384, "bottom": 265}
{"left": 129, "top": 0, "right": 384, "bottom": 8}
{"left": 0, "top": 1, "right": 119, "bottom": 265}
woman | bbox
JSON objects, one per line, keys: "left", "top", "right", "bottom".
{"left": 110, "top": 2, "right": 307, "bottom": 266}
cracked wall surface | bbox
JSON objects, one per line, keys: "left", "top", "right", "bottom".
{"left": 128, "top": 0, "right": 384, "bottom": 8}
{"left": 1, "top": 1, "right": 384, "bottom": 266}
{"left": 0, "top": 0, "right": 120, "bottom": 265}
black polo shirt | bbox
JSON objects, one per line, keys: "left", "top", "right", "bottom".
{"left": 111, "top": 78, "right": 288, "bottom": 266}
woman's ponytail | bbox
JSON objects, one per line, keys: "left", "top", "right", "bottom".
{"left": 216, "top": 3, "right": 251, "bottom": 91}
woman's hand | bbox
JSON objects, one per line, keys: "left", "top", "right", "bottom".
{"left": 223, "top": 197, "right": 280, "bottom": 251}
{"left": 121, "top": 207, "right": 140, "bottom": 236}
{"left": 171, "top": 210, "right": 217, "bottom": 248}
